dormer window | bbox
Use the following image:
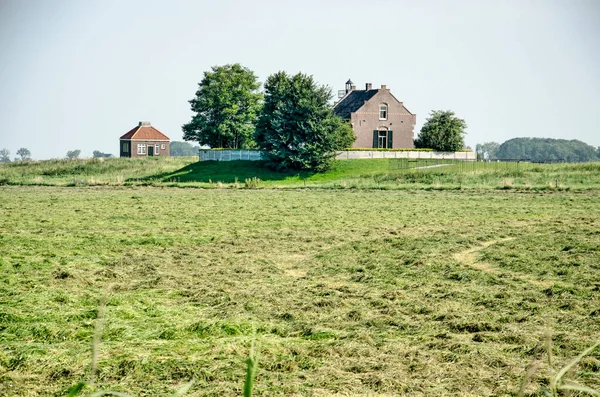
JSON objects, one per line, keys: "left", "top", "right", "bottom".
{"left": 379, "top": 104, "right": 388, "bottom": 120}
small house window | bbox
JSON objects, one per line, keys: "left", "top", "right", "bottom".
{"left": 379, "top": 104, "right": 388, "bottom": 120}
{"left": 155, "top": 144, "right": 160, "bottom": 155}
{"left": 137, "top": 144, "right": 146, "bottom": 155}
{"left": 161, "top": 144, "right": 166, "bottom": 150}
{"left": 122, "top": 142, "right": 129, "bottom": 153}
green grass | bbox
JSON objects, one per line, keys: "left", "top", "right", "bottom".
{"left": 1, "top": 157, "right": 599, "bottom": 190}
{"left": 0, "top": 186, "right": 598, "bottom": 395}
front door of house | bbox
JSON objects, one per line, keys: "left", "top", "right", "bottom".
{"left": 148, "top": 146, "right": 154, "bottom": 156}
{"left": 378, "top": 130, "right": 387, "bottom": 148}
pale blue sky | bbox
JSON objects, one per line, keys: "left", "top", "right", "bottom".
{"left": 1, "top": 0, "right": 599, "bottom": 159}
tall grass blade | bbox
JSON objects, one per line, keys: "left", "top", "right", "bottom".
{"left": 89, "top": 297, "right": 106, "bottom": 386}
{"left": 172, "top": 380, "right": 195, "bottom": 396}
{"left": 552, "top": 342, "right": 599, "bottom": 388}
{"left": 517, "top": 361, "right": 541, "bottom": 397}
{"left": 243, "top": 339, "right": 259, "bottom": 397}
{"left": 546, "top": 333, "right": 553, "bottom": 370}
{"left": 558, "top": 384, "right": 600, "bottom": 396}
{"left": 66, "top": 382, "right": 86, "bottom": 396}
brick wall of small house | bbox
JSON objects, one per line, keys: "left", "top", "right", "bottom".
{"left": 349, "top": 89, "right": 416, "bottom": 149}
{"left": 121, "top": 140, "right": 170, "bottom": 158}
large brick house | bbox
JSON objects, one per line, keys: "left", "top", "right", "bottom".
{"left": 333, "top": 80, "right": 416, "bottom": 149}
{"left": 120, "top": 121, "right": 170, "bottom": 158}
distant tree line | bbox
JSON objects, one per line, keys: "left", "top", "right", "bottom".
{"left": 1, "top": 148, "right": 32, "bottom": 162}
{"left": 93, "top": 150, "right": 113, "bottom": 158}
{"left": 0, "top": 148, "right": 120, "bottom": 162}
{"left": 476, "top": 138, "right": 599, "bottom": 162}
{"left": 170, "top": 141, "right": 199, "bottom": 156}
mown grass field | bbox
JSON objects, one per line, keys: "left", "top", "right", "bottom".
{"left": 0, "top": 184, "right": 599, "bottom": 396}
{"left": 1, "top": 157, "right": 599, "bottom": 190}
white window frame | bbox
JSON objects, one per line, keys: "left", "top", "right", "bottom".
{"left": 379, "top": 104, "right": 388, "bottom": 120}
{"left": 161, "top": 144, "right": 166, "bottom": 150}
{"left": 378, "top": 130, "right": 387, "bottom": 148}
{"left": 155, "top": 144, "right": 160, "bottom": 155}
{"left": 137, "top": 144, "right": 146, "bottom": 155}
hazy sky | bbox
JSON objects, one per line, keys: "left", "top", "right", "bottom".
{"left": 1, "top": 0, "right": 599, "bottom": 159}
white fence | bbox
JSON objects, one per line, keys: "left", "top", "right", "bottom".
{"left": 199, "top": 149, "right": 476, "bottom": 162}
{"left": 199, "top": 150, "right": 264, "bottom": 161}
{"left": 337, "top": 150, "right": 476, "bottom": 160}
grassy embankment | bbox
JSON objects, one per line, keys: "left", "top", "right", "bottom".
{"left": 1, "top": 157, "right": 599, "bottom": 190}
{"left": 0, "top": 186, "right": 598, "bottom": 395}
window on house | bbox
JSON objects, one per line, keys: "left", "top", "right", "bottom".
{"left": 155, "top": 144, "right": 160, "bottom": 155}
{"left": 137, "top": 144, "right": 146, "bottom": 155}
{"left": 379, "top": 104, "right": 388, "bottom": 120}
{"left": 161, "top": 144, "right": 166, "bottom": 150}
{"left": 122, "top": 142, "right": 129, "bottom": 153}
{"left": 378, "top": 130, "right": 388, "bottom": 148}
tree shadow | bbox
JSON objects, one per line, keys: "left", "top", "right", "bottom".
{"left": 129, "top": 160, "right": 313, "bottom": 183}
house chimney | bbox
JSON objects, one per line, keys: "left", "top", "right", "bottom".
{"left": 139, "top": 121, "right": 151, "bottom": 127}
{"left": 366, "top": 83, "right": 372, "bottom": 90}
{"left": 380, "top": 84, "right": 387, "bottom": 90}
{"left": 351, "top": 85, "right": 356, "bottom": 91}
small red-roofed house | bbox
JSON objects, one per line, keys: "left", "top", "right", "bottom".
{"left": 120, "top": 121, "right": 170, "bottom": 158}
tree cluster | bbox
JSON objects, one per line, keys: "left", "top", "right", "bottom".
{"left": 170, "top": 141, "right": 199, "bottom": 157}
{"left": 475, "top": 142, "right": 500, "bottom": 161}
{"left": 495, "top": 138, "right": 599, "bottom": 162}
{"left": 183, "top": 64, "right": 354, "bottom": 171}
{"left": 93, "top": 150, "right": 113, "bottom": 158}
{"left": 66, "top": 150, "right": 81, "bottom": 159}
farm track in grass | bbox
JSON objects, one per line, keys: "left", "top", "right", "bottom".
{"left": 0, "top": 186, "right": 599, "bottom": 396}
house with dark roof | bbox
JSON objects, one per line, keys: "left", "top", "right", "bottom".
{"left": 333, "top": 80, "right": 416, "bottom": 149}
{"left": 120, "top": 121, "right": 170, "bottom": 158}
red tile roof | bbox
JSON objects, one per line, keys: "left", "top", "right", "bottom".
{"left": 120, "top": 123, "right": 170, "bottom": 140}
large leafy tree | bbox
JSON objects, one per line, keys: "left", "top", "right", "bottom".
{"left": 415, "top": 110, "right": 467, "bottom": 151}
{"left": 255, "top": 71, "right": 355, "bottom": 172}
{"left": 182, "top": 64, "right": 262, "bottom": 149}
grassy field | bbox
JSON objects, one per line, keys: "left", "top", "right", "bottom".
{"left": 0, "top": 185, "right": 599, "bottom": 396}
{"left": 1, "top": 157, "right": 599, "bottom": 190}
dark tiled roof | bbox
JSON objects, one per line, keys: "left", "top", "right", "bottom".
{"left": 120, "top": 126, "right": 139, "bottom": 139}
{"left": 120, "top": 125, "right": 170, "bottom": 140}
{"left": 333, "top": 89, "right": 379, "bottom": 119}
